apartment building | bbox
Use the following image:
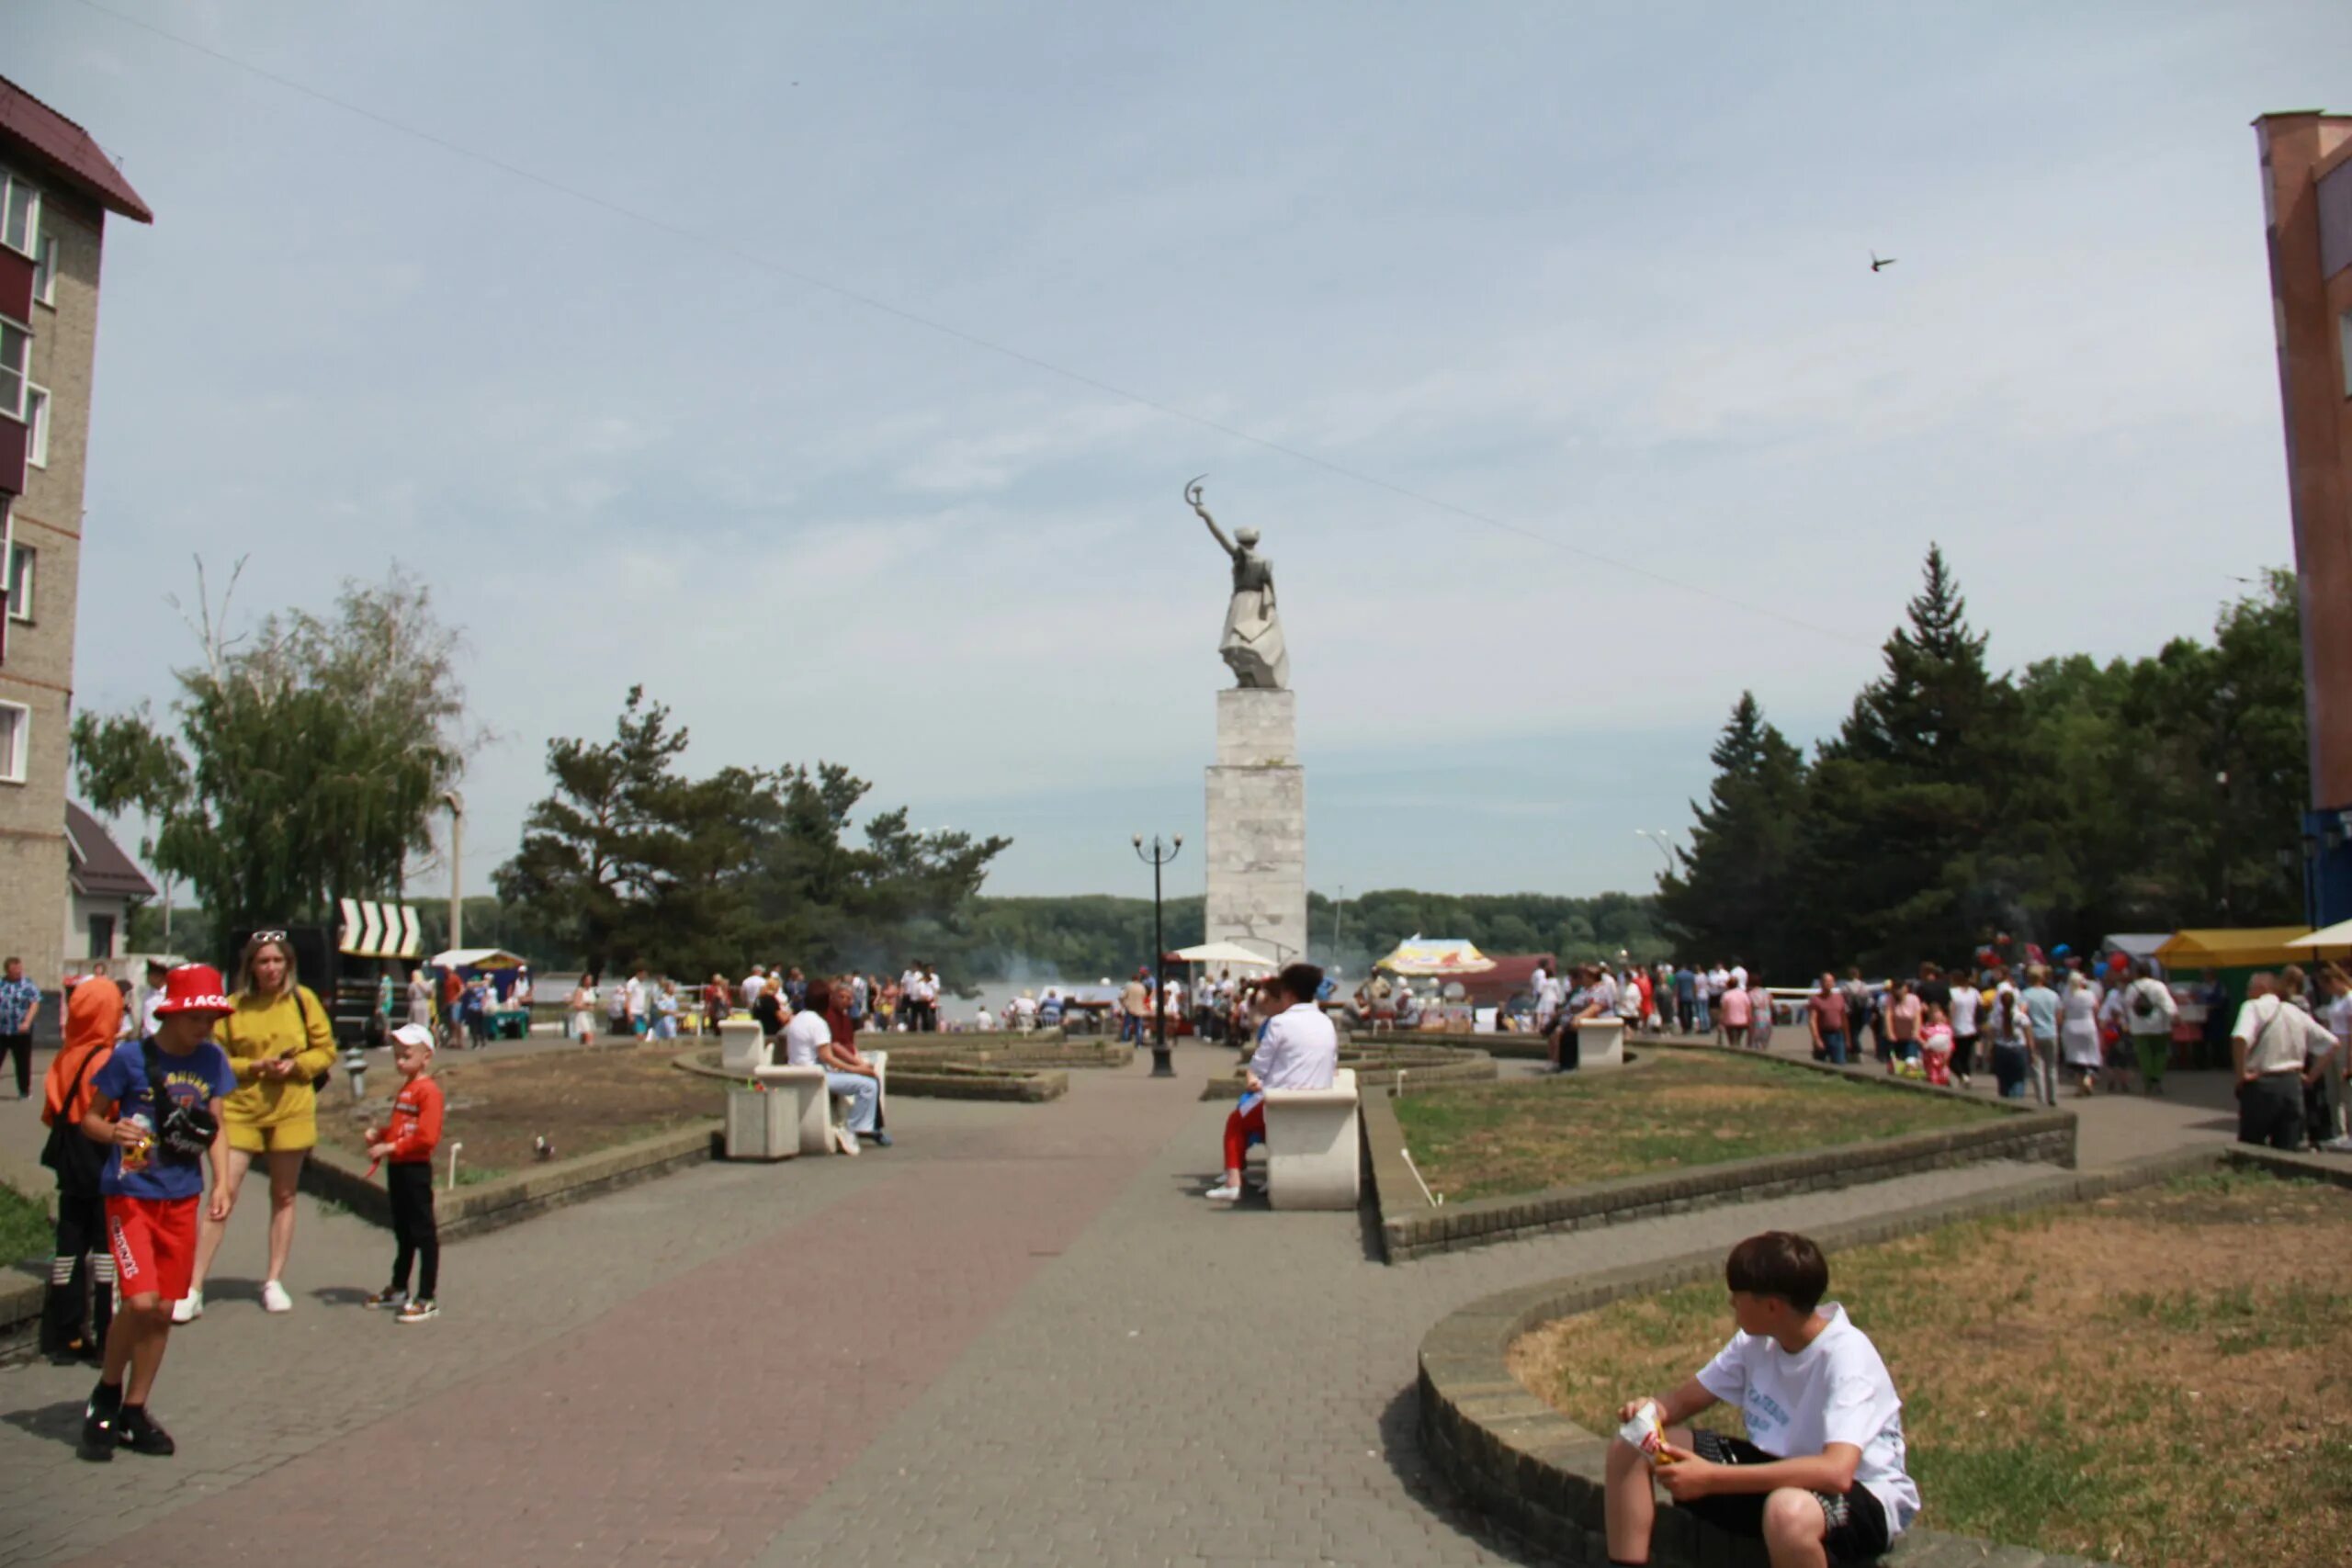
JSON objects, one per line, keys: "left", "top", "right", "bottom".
{"left": 0, "top": 78, "right": 152, "bottom": 997}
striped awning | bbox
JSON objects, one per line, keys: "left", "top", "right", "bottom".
{"left": 337, "top": 898, "right": 422, "bottom": 959}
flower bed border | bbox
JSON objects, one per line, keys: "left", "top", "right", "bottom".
{"left": 1367, "top": 1044, "right": 2075, "bottom": 1261}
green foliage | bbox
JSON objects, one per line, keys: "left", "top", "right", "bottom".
{"left": 1655, "top": 692, "right": 1808, "bottom": 975}
{"left": 1661, "top": 552, "right": 2309, "bottom": 971}
{"left": 72, "top": 564, "right": 471, "bottom": 935}
{"left": 494, "top": 688, "right": 1012, "bottom": 977}
{"left": 0, "top": 1179, "right": 51, "bottom": 1266}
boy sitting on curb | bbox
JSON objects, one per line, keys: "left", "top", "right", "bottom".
{"left": 1604, "top": 1231, "right": 1919, "bottom": 1567}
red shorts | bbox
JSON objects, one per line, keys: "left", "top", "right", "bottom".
{"left": 107, "top": 1195, "right": 198, "bottom": 1303}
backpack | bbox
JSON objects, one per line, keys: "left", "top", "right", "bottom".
{"left": 39, "top": 1043, "right": 110, "bottom": 1190}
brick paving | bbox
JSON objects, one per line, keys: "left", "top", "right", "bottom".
{"left": 0, "top": 1037, "right": 2228, "bottom": 1566}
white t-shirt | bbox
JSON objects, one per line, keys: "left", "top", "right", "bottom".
{"left": 782, "top": 1010, "right": 834, "bottom": 1068}
{"left": 1697, "top": 1303, "right": 1920, "bottom": 1533}
{"left": 2121, "top": 977, "right": 2177, "bottom": 1036}
{"left": 1729, "top": 964, "right": 1749, "bottom": 991}
{"left": 2233, "top": 995, "right": 2336, "bottom": 1075}
{"left": 2327, "top": 993, "right": 2352, "bottom": 1048}
{"left": 1706, "top": 967, "right": 1729, "bottom": 998}
{"left": 1947, "top": 985, "right": 1978, "bottom": 1036}
{"left": 1250, "top": 1002, "right": 1339, "bottom": 1090}
{"left": 741, "top": 974, "right": 767, "bottom": 1008}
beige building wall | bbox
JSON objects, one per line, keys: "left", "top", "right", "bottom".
{"left": 1, "top": 179, "right": 106, "bottom": 993}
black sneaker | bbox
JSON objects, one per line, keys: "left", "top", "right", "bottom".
{"left": 77, "top": 1387, "right": 121, "bottom": 1463}
{"left": 116, "top": 1405, "right": 175, "bottom": 1457}
{"left": 362, "top": 1287, "right": 408, "bottom": 1311}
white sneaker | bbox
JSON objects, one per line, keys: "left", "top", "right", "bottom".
{"left": 833, "top": 1126, "right": 861, "bottom": 1156}
{"left": 1203, "top": 1182, "right": 1242, "bottom": 1202}
{"left": 170, "top": 1288, "right": 203, "bottom": 1324}
{"left": 261, "top": 1280, "right": 293, "bottom": 1314}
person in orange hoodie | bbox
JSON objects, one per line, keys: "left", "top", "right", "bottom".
{"left": 361, "top": 1024, "right": 445, "bottom": 1323}
{"left": 39, "top": 975, "right": 125, "bottom": 1361}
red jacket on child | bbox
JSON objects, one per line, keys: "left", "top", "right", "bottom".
{"left": 376, "top": 1075, "right": 445, "bottom": 1164}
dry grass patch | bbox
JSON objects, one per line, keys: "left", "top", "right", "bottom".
{"left": 1509, "top": 1168, "right": 2352, "bottom": 1567}
{"left": 1392, "top": 1051, "right": 1996, "bottom": 1201}
{"left": 313, "top": 1042, "right": 721, "bottom": 1181}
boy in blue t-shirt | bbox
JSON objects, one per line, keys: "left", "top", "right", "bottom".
{"left": 76, "top": 964, "right": 236, "bottom": 1463}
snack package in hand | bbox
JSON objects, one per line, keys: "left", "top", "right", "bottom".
{"left": 1617, "top": 1401, "right": 1672, "bottom": 1464}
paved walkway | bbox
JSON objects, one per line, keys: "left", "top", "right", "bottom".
{"left": 0, "top": 1038, "right": 2233, "bottom": 1567}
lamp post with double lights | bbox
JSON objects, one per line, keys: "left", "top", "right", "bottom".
{"left": 1133, "top": 833, "right": 1182, "bottom": 1077}
{"left": 1634, "top": 828, "right": 1678, "bottom": 875}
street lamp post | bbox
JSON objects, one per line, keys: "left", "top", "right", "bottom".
{"left": 1133, "top": 833, "right": 1183, "bottom": 1078}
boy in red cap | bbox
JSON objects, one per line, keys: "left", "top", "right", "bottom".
{"left": 75, "top": 964, "right": 235, "bottom": 1462}
{"left": 362, "top": 1022, "right": 445, "bottom": 1322}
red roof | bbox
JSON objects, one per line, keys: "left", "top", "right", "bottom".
{"left": 0, "top": 76, "right": 153, "bottom": 223}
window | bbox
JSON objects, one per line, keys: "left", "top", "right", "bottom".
{"left": 25, "top": 386, "right": 46, "bottom": 468}
{"left": 0, "top": 168, "right": 35, "bottom": 257}
{"left": 87, "top": 912, "right": 116, "bottom": 960}
{"left": 0, "top": 317, "right": 25, "bottom": 423}
{"left": 6, "top": 541, "right": 30, "bottom": 622}
{"left": 33, "top": 236, "right": 55, "bottom": 307}
{"left": 0, "top": 701, "right": 26, "bottom": 784}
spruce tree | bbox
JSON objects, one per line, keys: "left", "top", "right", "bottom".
{"left": 1657, "top": 691, "right": 1808, "bottom": 971}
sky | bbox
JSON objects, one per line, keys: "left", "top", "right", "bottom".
{"left": 13, "top": 0, "right": 2348, "bottom": 904}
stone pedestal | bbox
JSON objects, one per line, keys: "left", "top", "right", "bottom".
{"left": 1204, "top": 688, "right": 1307, "bottom": 965}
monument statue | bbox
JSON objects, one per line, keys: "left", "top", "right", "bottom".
{"left": 1186, "top": 476, "right": 1290, "bottom": 691}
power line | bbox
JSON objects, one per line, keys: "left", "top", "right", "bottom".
{"left": 67, "top": 0, "right": 1870, "bottom": 647}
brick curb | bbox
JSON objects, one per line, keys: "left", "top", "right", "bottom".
{"left": 1367, "top": 1046, "right": 2075, "bottom": 1261}
{"left": 1412, "top": 1145, "right": 2246, "bottom": 1567}
{"left": 300, "top": 1122, "right": 722, "bottom": 1241}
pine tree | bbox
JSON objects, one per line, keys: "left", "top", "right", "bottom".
{"left": 1796, "top": 546, "right": 2021, "bottom": 969}
{"left": 1657, "top": 691, "right": 1808, "bottom": 971}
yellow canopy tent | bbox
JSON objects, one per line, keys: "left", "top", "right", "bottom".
{"left": 2153, "top": 928, "right": 2315, "bottom": 968}
{"left": 1373, "top": 937, "right": 1498, "bottom": 976}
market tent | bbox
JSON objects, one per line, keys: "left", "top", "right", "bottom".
{"left": 2100, "top": 933, "right": 2171, "bottom": 961}
{"left": 428, "top": 947, "right": 528, "bottom": 970}
{"left": 1165, "top": 942, "right": 1279, "bottom": 968}
{"left": 1374, "top": 937, "right": 1498, "bottom": 976}
{"left": 2153, "top": 928, "right": 2314, "bottom": 968}
{"left": 2289, "top": 919, "right": 2352, "bottom": 951}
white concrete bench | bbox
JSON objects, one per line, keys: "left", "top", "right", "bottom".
{"left": 1261, "top": 1067, "right": 1360, "bottom": 1210}
{"left": 718, "top": 1025, "right": 831, "bottom": 1156}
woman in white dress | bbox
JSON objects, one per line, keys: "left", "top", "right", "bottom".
{"left": 570, "top": 973, "right": 599, "bottom": 1045}
{"left": 2059, "top": 972, "right": 2103, "bottom": 1096}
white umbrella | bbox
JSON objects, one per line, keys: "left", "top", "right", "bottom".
{"left": 2288, "top": 919, "right": 2352, "bottom": 950}
{"left": 1165, "top": 941, "right": 1280, "bottom": 968}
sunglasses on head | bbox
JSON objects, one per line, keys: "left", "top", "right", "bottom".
{"left": 253, "top": 931, "right": 289, "bottom": 945}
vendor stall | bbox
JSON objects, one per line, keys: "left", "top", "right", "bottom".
{"left": 1373, "top": 937, "right": 1495, "bottom": 1032}
{"left": 428, "top": 947, "right": 534, "bottom": 1040}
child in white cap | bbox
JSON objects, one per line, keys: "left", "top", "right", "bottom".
{"left": 362, "top": 1023, "right": 444, "bottom": 1322}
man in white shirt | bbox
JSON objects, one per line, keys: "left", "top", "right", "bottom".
{"left": 1607, "top": 1231, "right": 1917, "bottom": 1566}
{"left": 1729, "top": 961, "right": 1749, "bottom": 993}
{"left": 1204, "top": 964, "right": 1338, "bottom": 1203}
{"left": 740, "top": 966, "right": 767, "bottom": 1012}
{"left": 2119, "top": 962, "right": 2178, "bottom": 1094}
{"left": 1530, "top": 962, "right": 1555, "bottom": 1032}
{"left": 2233, "top": 973, "right": 2336, "bottom": 1149}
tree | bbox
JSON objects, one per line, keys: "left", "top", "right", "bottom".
{"left": 1655, "top": 692, "right": 1808, "bottom": 972}
{"left": 73, "top": 562, "right": 472, "bottom": 942}
{"left": 495, "top": 690, "right": 1013, "bottom": 978}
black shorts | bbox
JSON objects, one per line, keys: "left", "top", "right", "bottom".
{"left": 1679, "top": 1432, "right": 1893, "bottom": 1565}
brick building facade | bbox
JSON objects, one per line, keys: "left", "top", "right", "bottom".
{"left": 0, "top": 78, "right": 151, "bottom": 999}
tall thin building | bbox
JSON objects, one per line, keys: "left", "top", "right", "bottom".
{"left": 0, "top": 78, "right": 153, "bottom": 1002}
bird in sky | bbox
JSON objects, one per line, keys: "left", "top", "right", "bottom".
{"left": 1870, "top": 251, "right": 1897, "bottom": 272}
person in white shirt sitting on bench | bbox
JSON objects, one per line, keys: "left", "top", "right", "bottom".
{"left": 1204, "top": 964, "right": 1337, "bottom": 1202}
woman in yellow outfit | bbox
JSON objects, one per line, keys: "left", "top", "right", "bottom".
{"left": 175, "top": 932, "right": 334, "bottom": 1321}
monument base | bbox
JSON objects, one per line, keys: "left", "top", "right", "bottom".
{"left": 1204, "top": 688, "right": 1307, "bottom": 966}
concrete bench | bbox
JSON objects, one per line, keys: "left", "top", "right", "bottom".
{"left": 1261, "top": 1067, "right": 1360, "bottom": 1210}
{"left": 718, "top": 1025, "right": 831, "bottom": 1156}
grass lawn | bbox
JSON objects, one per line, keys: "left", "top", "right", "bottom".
{"left": 1, "top": 1179, "right": 50, "bottom": 1265}
{"left": 1393, "top": 1051, "right": 1997, "bottom": 1201}
{"left": 311, "top": 1040, "right": 722, "bottom": 1181}
{"left": 1510, "top": 1168, "right": 2352, "bottom": 1568}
